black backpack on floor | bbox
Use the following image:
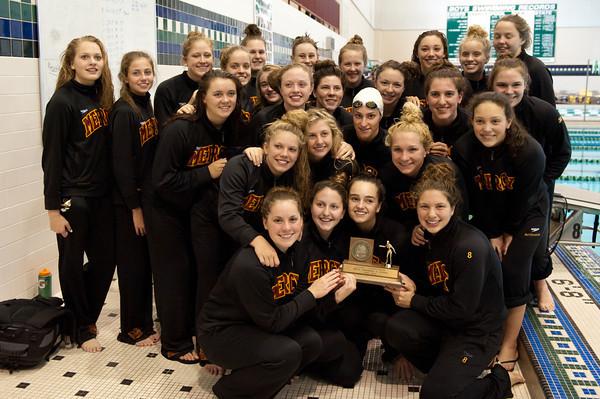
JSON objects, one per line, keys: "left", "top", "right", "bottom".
{"left": 0, "top": 296, "right": 74, "bottom": 372}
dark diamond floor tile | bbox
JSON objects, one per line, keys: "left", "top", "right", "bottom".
{"left": 74, "top": 390, "right": 89, "bottom": 397}
{"left": 121, "top": 379, "right": 133, "bottom": 385}
{"left": 52, "top": 355, "right": 65, "bottom": 361}
{"left": 107, "top": 313, "right": 118, "bottom": 317}
{"left": 146, "top": 353, "right": 158, "bottom": 358}
{"left": 180, "top": 385, "right": 192, "bottom": 392}
{"left": 16, "top": 382, "right": 30, "bottom": 389}
{"left": 63, "top": 371, "right": 76, "bottom": 377}
{"left": 162, "top": 369, "right": 174, "bottom": 374}
{"left": 106, "top": 362, "right": 119, "bottom": 367}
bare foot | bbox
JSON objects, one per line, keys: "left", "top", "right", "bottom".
{"left": 81, "top": 338, "right": 103, "bottom": 353}
{"left": 203, "top": 364, "right": 224, "bottom": 376}
{"left": 497, "top": 347, "right": 519, "bottom": 372}
{"left": 508, "top": 369, "right": 525, "bottom": 386}
{"left": 149, "top": 332, "right": 160, "bottom": 343}
{"left": 534, "top": 279, "right": 555, "bottom": 312}
{"left": 180, "top": 352, "right": 199, "bottom": 362}
{"left": 135, "top": 334, "right": 158, "bottom": 347}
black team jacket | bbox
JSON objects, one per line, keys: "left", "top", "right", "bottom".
{"left": 411, "top": 216, "right": 506, "bottom": 335}
{"left": 452, "top": 132, "right": 548, "bottom": 238}
{"left": 109, "top": 93, "right": 158, "bottom": 208}
{"left": 42, "top": 79, "right": 111, "bottom": 210}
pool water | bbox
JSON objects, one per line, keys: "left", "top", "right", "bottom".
{"left": 556, "top": 128, "right": 600, "bottom": 245}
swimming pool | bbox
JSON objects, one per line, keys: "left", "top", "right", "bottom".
{"left": 557, "top": 127, "right": 600, "bottom": 244}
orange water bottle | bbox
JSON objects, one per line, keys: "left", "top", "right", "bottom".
{"left": 38, "top": 268, "right": 52, "bottom": 298}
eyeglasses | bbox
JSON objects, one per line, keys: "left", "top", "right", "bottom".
{"left": 353, "top": 100, "right": 379, "bottom": 110}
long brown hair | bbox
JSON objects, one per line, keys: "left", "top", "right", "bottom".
{"left": 56, "top": 35, "right": 114, "bottom": 109}
{"left": 118, "top": 51, "right": 155, "bottom": 116}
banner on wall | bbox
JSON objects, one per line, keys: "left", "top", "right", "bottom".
{"left": 255, "top": 0, "right": 274, "bottom": 64}
{"left": 447, "top": 4, "right": 557, "bottom": 62}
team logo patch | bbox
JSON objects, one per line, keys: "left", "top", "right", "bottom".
{"left": 139, "top": 117, "right": 158, "bottom": 146}
{"left": 81, "top": 108, "right": 109, "bottom": 138}
{"left": 307, "top": 259, "right": 341, "bottom": 283}
{"left": 394, "top": 191, "right": 416, "bottom": 210}
{"left": 187, "top": 144, "right": 222, "bottom": 167}
{"left": 427, "top": 260, "right": 449, "bottom": 292}
{"left": 272, "top": 272, "right": 299, "bottom": 299}
{"left": 242, "top": 193, "right": 264, "bottom": 212}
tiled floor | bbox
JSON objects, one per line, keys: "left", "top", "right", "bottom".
{"left": 9, "top": 241, "right": 600, "bottom": 398}
{"left": 0, "top": 282, "right": 534, "bottom": 399}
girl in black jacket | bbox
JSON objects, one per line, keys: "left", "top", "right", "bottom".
{"left": 380, "top": 102, "right": 468, "bottom": 234}
{"left": 42, "top": 35, "right": 114, "bottom": 352}
{"left": 452, "top": 92, "right": 548, "bottom": 384}
{"left": 490, "top": 57, "right": 571, "bottom": 311}
{"left": 219, "top": 110, "right": 311, "bottom": 268}
{"left": 248, "top": 63, "right": 313, "bottom": 146}
{"left": 423, "top": 67, "right": 471, "bottom": 158}
{"left": 220, "top": 46, "right": 255, "bottom": 122}
{"left": 493, "top": 14, "right": 555, "bottom": 106}
{"left": 109, "top": 51, "right": 159, "bottom": 346}
{"left": 374, "top": 60, "right": 420, "bottom": 130}
{"left": 153, "top": 31, "right": 213, "bottom": 126}
{"left": 199, "top": 187, "right": 343, "bottom": 399}
{"left": 332, "top": 175, "right": 410, "bottom": 357}
{"left": 385, "top": 163, "right": 512, "bottom": 398}
{"left": 312, "top": 60, "right": 353, "bottom": 129}
{"left": 458, "top": 25, "right": 491, "bottom": 107}
{"left": 339, "top": 35, "right": 374, "bottom": 109}
{"left": 150, "top": 70, "right": 242, "bottom": 364}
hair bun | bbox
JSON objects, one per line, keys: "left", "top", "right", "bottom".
{"left": 186, "top": 30, "right": 207, "bottom": 40}
{"left": 313, "top": 59, "right": 336, "bottom": 73}
{"left": 244, "top": 24, "right": 262, "bottom": 37}
{"left": 466, "top": 25, "right": 488, "bottom": 39}
{"left": 421, "top": 163, "right": 455, "bottom": 183}
{"left": 281, "top": 109, "right": 308, "bottom": 130}
{"left": 348, "top": 34, "right": 363, "bottom": 45}
{"left": 400, "top": 102, "right": 423, "bottom": 124}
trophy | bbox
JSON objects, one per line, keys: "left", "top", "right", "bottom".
{"left": 341, "top": 238, "right": 403, "bottom": 286}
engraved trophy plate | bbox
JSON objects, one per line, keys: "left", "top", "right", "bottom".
{"left": 342, "top": 238, "right": 402, "bottom": 286}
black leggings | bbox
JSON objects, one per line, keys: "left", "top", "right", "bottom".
{"left": 198, "top": 324, "right": 322, "bottom": 399}
{"left": 57, "top": 195, "right": 115, "bottom": 344}
{"left": 502, "top": 210, "right": 548, "bottom": 308}
{"left": 386, "top": 310, "right": 511, "bottom": 399}
{"left": 114, "top": 203, "right": 154, "bottom": 338}
{"left": 149, "top": 205, "right": 195, "bottom": 355}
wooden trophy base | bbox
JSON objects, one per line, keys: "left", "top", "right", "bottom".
{"left": 342, "top": 261, "right": 403, "bottom": 287}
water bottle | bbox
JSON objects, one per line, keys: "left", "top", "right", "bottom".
{"left": 38, "top": 268, "right": 52, "bottom": 298}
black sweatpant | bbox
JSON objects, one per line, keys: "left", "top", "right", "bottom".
{"left": 532, "top": 181, "right": 554, "bottom": 281}
{"left": 503, "top": 210, "right": 548, "bottom": 308}
{"left": 150, "top": 205, "right": 195, "bottom": 356}
{"left": 330, "top": 284, "right": 397, "bottom": 357}
{"left": 190, "top": 198, "right": 229, "bottom": 338}
{"left": 198, "top": 324, "right": 322, "bottom": 399}
{"left": 386, "top": 310, "right": 511, "bottom": 399}
{"left": 307, "top": 328, "right": 363, "bottom": 388}
{"left": 114, "top": 203, "right": 154, "bottom": 339}
{"left": 56, "top": 195, "right": 115, "bottom": 344}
